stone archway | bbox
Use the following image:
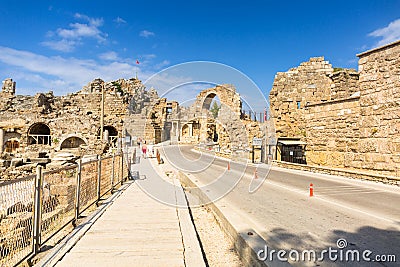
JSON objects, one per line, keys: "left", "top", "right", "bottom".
{"left": 179, "top": 119, "right": 201, "bottom": 144}
{"left": 196, "top": 85, "right": 242, "bottom": 115}
{"left": 202, "top": 93, "right": 217, "bottom": 110}
{"left": 60, "top": 136, "right": 87, "bottom": 149}
{"left": 181, "top": 124, "right": 190, "bottom": 137}
{"left": 27, "top": 122, "right": 51, "bottom": 145}
{"left": 194, "top": 85, "right": 243, "bottom": 146}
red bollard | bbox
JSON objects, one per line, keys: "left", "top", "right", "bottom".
{"left": 227, "top": 162, "right": 230, "bottom": 171}
{"left": 254, "top": 169, "right": 258, "bottom": 179}
{"left": 309, "top": 183, "right": 314, "bottom": 197}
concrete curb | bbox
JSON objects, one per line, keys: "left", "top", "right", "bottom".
{"left": 178, "top": 171, "right": 291, "bottom": 267}
{"left": 146, "top": 157, "right": 206, "bottom": 267}
{"left": 35, "top": 181, "right": 133, "bottom": 267}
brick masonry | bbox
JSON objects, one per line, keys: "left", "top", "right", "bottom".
{"left": 270, "top": 41, "right": 400, "bottom": 177}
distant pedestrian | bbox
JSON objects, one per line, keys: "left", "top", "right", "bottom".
{"left": 141, "top": 141, "right": 147, "bottom": 159}
{"left": 147, "top": 143, "right": 154, "bottom": 158}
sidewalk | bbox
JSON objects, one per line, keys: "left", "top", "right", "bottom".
{"left": 42, "top": 156, "right": 204, "bottom": 267}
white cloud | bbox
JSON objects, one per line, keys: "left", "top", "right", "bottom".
{"left": 155, "top": 60, "right": 170, "bottom": 70}
{"left": 144, "top": 72, "right": 194, "bottom": 100}
{"left": 368, "top": 18, "right": 400, "bottom": 47}
{"left": 0, "top": 46, "right": 198, "bottom": 102}
{"left": 139, "top": 30, "right": 155, "bottom": 38}
{"left": 57, "top": 23, "right": 105, "bottom": 41}
{"left": 114, "top": 17, "right": 127, "bottom": 24}
{"left": 42, "top": 13, "right": 107, "bottom": 52}
{"left": 41, "top": 39, "right": 78, "bottom": 52}
{"left": 99, "top": 51, "right": 119, "bottom": 61}
{"left": 142, "top": 54, "right": 157, "bottom": 60}
{"left": 0, "top": 46, "right": 143, "bottom": 95}
{"left": 74, "top": 13, "right": 103, "bottom": 27}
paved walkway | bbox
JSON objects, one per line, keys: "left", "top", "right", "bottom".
{"left": 41, "top": 155, "right": 204, "bottom": 267}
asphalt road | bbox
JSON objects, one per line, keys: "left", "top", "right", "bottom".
{"left": 159, "top": 145, "right": 400, "bottom": 267}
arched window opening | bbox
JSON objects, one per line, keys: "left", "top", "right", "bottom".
{"left": 60, "top": 136, "right": 86, "bottom": 149}
{"left": 28, "top": 123, "right": 51, "bottom": 145}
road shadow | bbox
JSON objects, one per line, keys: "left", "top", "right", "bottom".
{"left": 130, "top": 170, "right": 147, "bottom": 180}
{"left": 258, "top": 224, "right": 400, "bottom": 266}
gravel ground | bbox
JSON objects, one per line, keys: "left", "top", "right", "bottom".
{"left": 190, "top": 204, "right": 243, "bottom": 267}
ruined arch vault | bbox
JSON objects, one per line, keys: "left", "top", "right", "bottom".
{"left": 195, "top": 85, "right": 242, "bottom": 115}
{"left": 178, "top": 85, "right": 253, "bottom": 155}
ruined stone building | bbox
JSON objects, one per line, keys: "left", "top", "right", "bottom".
{"left": 0, "top": 77, "right": 156, "bottom": 175}
{"left": 137, "top": 84, "right": 268, "bottom": 160}
{"left": 270, "top": 40, "right": 400, "bottom": 177}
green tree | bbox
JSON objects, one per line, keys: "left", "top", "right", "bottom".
{"left": 210, "top": 101, "right": 220, "bottom": 118}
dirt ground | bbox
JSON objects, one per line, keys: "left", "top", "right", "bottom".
{"left": 190, "top": 204, "right": 243, "bottom": 267}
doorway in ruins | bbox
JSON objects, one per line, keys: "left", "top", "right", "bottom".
{"left": 201, "top": 93, "right": 221, "bottom": 143}
{"left": 5, "top": 139, "right": 20, "bottom": 152}
{"left": 154, "top": 128, "right": 162, "bottom": 144}
{"left": 27, "top": 122, "right": 51, "bottom": 145}
{"left": 98, "top": 126, "right": 118, "bottom": 147}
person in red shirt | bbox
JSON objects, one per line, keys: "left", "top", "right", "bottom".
{"left": 141, "top": 141, "right": 147, "bottom": 159}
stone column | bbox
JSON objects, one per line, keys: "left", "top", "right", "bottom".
{"left": 189, "top": 123, "right": 193, "bottom": 136}
{"left": 0, "top": 128, "right": 4, "bottom": 153}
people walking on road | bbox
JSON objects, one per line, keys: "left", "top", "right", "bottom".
{"left": 141, "top": 141, "right": 148, "bottom": 159}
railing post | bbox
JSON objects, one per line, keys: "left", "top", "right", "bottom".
{"left": 121, "top": 152, "right": 124, "bottom": 185}
{"left": 32, "top": 165, "right": 43, "bottom": 254}
{"left": 111, "top": 153, "right": 115, "bottom": 192}
{"left": 96, "top": 155, "right": 102, "bottom": 206}
{"left": 128, "top": 153, "right": 131, "bottom": 177}
{"left": 73, "top": 159, "right": 82, "bottom": 226}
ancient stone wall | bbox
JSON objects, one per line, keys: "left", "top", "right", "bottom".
{"left": 141, "top": 84, "right": 266, "bottom": 160}
{"left": 270, "top": 57, "right": 334, "bottom": 139}
{"left": 305, "top": 96, "right": 361, "bottom": 169}
{"left": 330, "top": 70, "right": 359, "bottom": 100}
{"left": 1, "top": 78, "right": 15, "bottom": 95}
{"left": 357, "top": 40, "right": 400, "bottom": 176}
{"left": 270, "top": 42, "right": 400, "bottom": 177}
{"left": 0, "top": 77, "right": 146, "bottom": 159}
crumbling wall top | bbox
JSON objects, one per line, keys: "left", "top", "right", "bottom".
{"left": 1, "top": 78, "right": 16, "bottom": 95}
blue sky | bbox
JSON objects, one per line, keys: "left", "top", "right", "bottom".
{"left": 0, "top": 0, "right": 399, "bottom": 103}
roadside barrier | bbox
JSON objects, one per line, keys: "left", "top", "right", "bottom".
{"left": 0, "top": 152, "right": 130, "bottom": 267}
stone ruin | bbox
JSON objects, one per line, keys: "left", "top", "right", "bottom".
{"left": 1, "top": 74, "right": 271, "bottom": 181}
{"left": 0, "top": 77, "right": 157, "bottom": 180}
{"left": 270, "top": 40, "right": 400, "bottom": 177}
{"left": 2, "top": 40, "right": 398, "bottom": 181}
{"left": 138, "top": 84, "right": 270, "bottom": 160}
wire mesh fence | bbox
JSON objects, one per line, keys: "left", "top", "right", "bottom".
{"left": 0, "top": 151, "right": 130, "bottom": 267}
{"left": 78, "top": 159, "right": 99, "bottom": 213}
{"left": 0, "top": 176, "right": 35, "bottom": 267}
{"left": 41, "top": 165, "right": 78, "bottom": 244}
{"left": 99, "top": 156, "right": 113, "bottom": 198}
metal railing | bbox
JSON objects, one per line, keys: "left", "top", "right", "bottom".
{"left": 28, "top": 135, "right": 51, "bottom": 145}
{"left": 240, "top": 110, "right": 269, "bottom": 123}
{"left": 0, "top": 152, "right": 131, "bottom": 267}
